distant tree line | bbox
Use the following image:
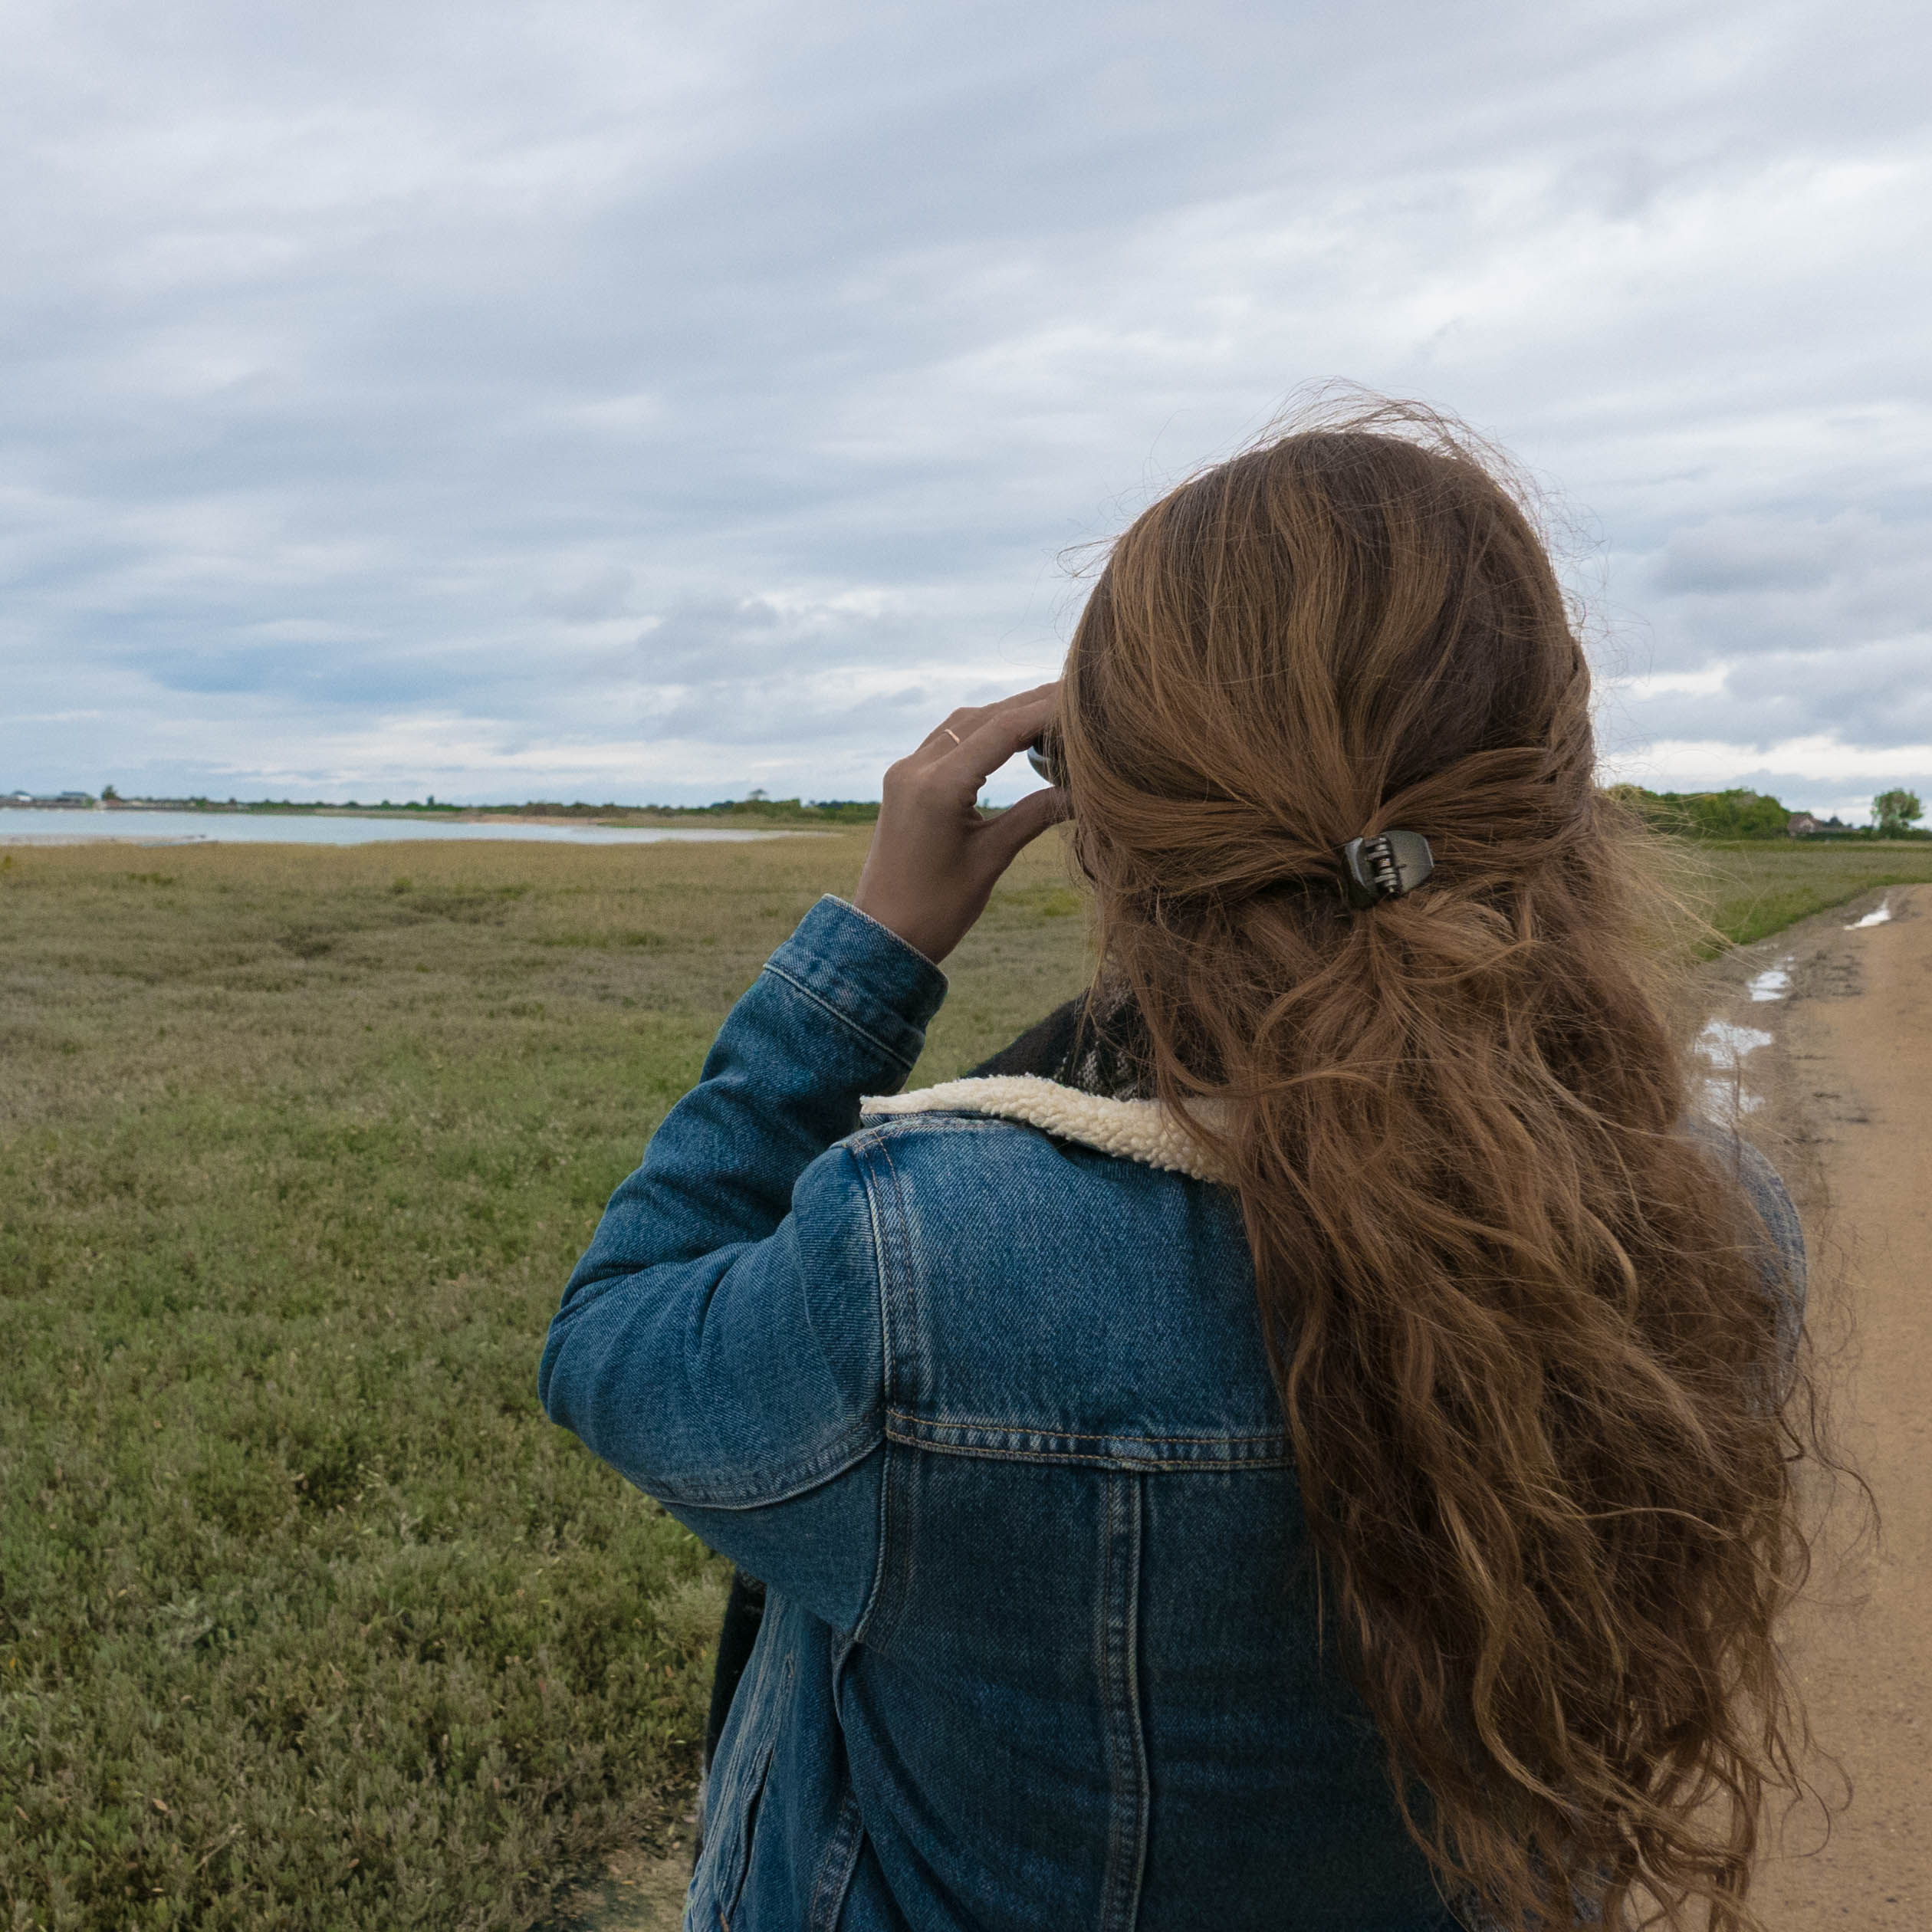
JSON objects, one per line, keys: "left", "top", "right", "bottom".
{"left": 485, "top": 794, "right": 882, "bottom": 823}
{"left": 82, "top": 791, "right": 885, "bottom": 822}
{"left": 67, "top": 783, "right": 1932, "bottom": 839}
{"left": 1605, "top": 784, "right": 1925, "bottom": 840}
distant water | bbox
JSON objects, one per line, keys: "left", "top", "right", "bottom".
{"left": 0, "top": 809, "right": 810, "bottom": 847}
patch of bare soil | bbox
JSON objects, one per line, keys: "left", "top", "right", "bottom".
{"left": 538, "top": 1807, "right": 695, "bottom": 1932}
{"left": 1694, "top": 885, "right": 1930, "bottom": 1928}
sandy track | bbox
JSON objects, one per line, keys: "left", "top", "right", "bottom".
{"left": 558, "top": 886, "right": 1931, "bottom": 1931}
{"left": 1706, "top": 884, "right": 1931, "bottom": 1928}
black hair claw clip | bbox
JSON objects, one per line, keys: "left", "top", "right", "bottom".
{"left": 1339, "top": 830, "right": 1434, "bottom": 909}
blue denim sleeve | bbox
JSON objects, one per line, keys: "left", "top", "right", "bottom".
{"left": 538, "top": 895, "right": 946, "bottom": 1625}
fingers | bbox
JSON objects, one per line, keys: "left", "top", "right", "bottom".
{"left": 943, "top": 687, "right": 1060, "bottom": 790}
{"left": 915, "top": 683, "right": 1060, "bottom": 775}
{"left": 918, "top": 718, "right": 971, "bottom": 754}
{"left": 861, "top": 683, "right": 1072, "bottom": 963}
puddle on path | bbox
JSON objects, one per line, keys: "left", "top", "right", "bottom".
{"left": 1747, "top": 958, "right": 1793, "bottom": 1001}
{"left": 1697, "top": 1018, "right": 1775, "bottom": 1068}
{"left": 1845, "top": 895, "right": 1893, "bottom": 929}
{"left": 1695, "top": 1017, "right": 1774, "bottom": 1118}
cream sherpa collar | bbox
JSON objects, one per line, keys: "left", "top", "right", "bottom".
{"left": 860, "top": 1075, "right": 1231, "bottom": 1184}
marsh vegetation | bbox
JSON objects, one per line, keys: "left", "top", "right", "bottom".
{"left": 0, "top": 833, "right": 1084, "bottom": 1931}
{"left": 3, "top": 832, "right": 1930, "bottom": 1929}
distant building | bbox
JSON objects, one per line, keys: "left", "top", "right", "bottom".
{"left": 1786, "top": 813, "right": 1819, "bottom": 837}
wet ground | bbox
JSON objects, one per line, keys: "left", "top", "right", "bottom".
{"left": 1704, "top": 885, "right": 1930, "bottom": 1928}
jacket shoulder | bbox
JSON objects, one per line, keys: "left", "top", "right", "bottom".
{"left": 841, "top": 1107, "right": 1281, "bottom": 1451}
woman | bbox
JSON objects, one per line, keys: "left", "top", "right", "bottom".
{"left": 540, "top": 407, "right": 1814, "bottom": 1931}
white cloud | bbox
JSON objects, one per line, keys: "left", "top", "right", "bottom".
{"left": 1, "top": 0, "right": 1928, "bottom": 807}
{"left": 1601, "top": 735, "right": 1932, "bottom": 786}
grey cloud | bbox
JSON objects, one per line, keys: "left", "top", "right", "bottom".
{"left": 2, "top": 0, "right": 1929, "bottom": 803}
{"left": 1610, "top": 509, "right": 1932, "bottom": 685}
{"left": 534, "top": 568, "right": 636, "bottom": 625}
{"left": 639, "top": 682, "right": 952, "bottom": 754}
{"left": 1651, "top": 518, "right": 1845, "bottom": 595}
{"left": 632, "top": 599, "right": 790, "bottom": 680}
{"left": 1615, "top": 637, "right": 1932, "bottom": 750}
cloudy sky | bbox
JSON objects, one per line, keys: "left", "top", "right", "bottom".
{"left": 2, "top": 0, "right": 1926, "bottom": 815}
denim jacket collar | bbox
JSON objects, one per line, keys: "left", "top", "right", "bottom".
{"left": 862, "top": 1076, "right": 1234, "bottom": 1183}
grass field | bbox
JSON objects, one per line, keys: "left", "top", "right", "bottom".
{"left": 3, "top": 830, "right": 1929, "bottom": 1932}
{"left": 1675, "top": 838, "right": 1932, "bottom": 949}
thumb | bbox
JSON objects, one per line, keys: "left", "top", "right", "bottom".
{"left": 980, "top": 785, "right": 1070, "bottom": 873}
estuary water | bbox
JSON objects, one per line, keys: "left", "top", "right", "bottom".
{"left": 0, "top": 809, "right": 810, "bottom": 846}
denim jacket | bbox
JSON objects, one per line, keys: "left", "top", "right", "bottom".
{"left": 539, "top": 897, "right": 1802, "bottom": 1932}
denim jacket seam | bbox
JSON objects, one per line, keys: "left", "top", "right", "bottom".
{"left": 869, "top": 1133, "right": 921, "bottom": 1398}
{"left": 885, "top": 1434, "right": 1294, "bottom": 1474}
{"left": 814, "top": 892, "right": 944, "bottom": 970}
{"left": 646, "top": 1414, "right": 882, "bottom": 1512}
{"left": 774, "top": 896, "right": 947, "bottom": 1001}
{"left": 851, "top": 1132, "right": 918, "bottom": 1650}
{"left": 851, "top": 1139, "right": 898, "bottom": 1641}
{"left": 854, "top": 1115, "right": 1030, "bottom": 1145}
{"left": 1097, "top": 1473, "right": 1150, "bottom": 1931}
{"left": 886, "top": 1406, "right": 1289, "bottom": 1450}
{"left": 760, "top": 961, "right": 921, "bottom": 1072}
{"left": 806, "top": 1785, "right": 867, "bottom": 1932}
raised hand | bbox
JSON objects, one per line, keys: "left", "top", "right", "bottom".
{"left": 850, "top": 683, "right": 1068, "bottom": 965}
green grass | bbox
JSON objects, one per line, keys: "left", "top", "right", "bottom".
{"left": 1678, "top": 839, "right": 1932, "bottom": 949}
{"left": 0, "top": 830, "right": 1924, "bottom": 1930}
{"left": 0, "top": 833, "right": 1092, "bottom": 1932}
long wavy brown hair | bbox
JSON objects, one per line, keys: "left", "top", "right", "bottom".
{"left": 1057, "top": 401, "right": 1819, "bottom": 1930}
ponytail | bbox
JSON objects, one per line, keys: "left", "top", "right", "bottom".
{"left": 1062, "top": 406, "right": 1815, "bottom": 1931}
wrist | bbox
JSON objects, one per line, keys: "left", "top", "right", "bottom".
{"left": 842, "top": 892, "right": 942, "bottom": 968}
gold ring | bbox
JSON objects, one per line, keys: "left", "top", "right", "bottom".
{"left": 938, "top": 726, "right": 962, "bottom": 747}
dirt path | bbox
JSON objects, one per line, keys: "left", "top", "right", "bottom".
{"left": 541, "top": 1829, "right": 694, "bottom": 1932}
{"left": 1704, "top": 883, "right": 1932, "bottom": 1928}
{"left": 551, "top": 886, "right": 1931, "bottom": 1931}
